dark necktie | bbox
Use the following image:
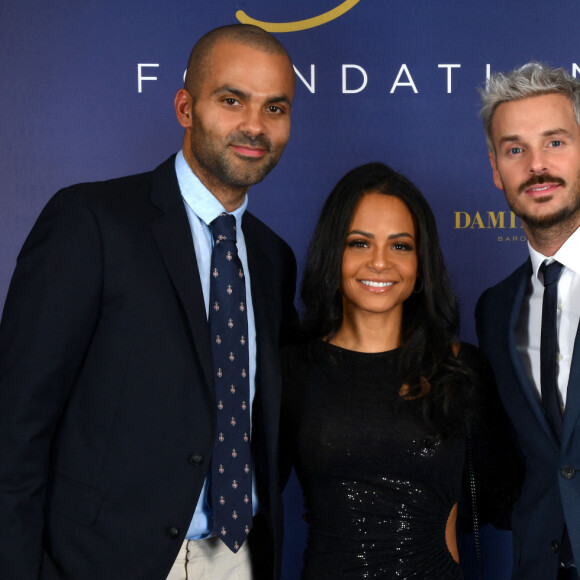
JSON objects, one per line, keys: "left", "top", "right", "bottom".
{"left": 540, "top": 260, "right": 575, "bottom": 568}
{"left": 208, "top": 213, "right": 252, "bottom": 552}
{"left": 540, "top": 260, "right": 564, "bottom": 441}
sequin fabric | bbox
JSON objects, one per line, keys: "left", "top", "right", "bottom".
{"left": 282, "top": 341, "right": 465, "bottom": 579}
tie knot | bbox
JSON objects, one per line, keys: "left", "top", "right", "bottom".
{"left": 540, "top": 260, "right": 564, "bottom": 287}
{"left": 210, "top": 213, "right": 237, "bottom": 244}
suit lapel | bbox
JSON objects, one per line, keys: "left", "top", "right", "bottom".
{"left": 243, "top": 215, "right": 276, "bottom": 382}
{"left": 243, "top": 215, "right": 280, "bottom": 445}
{"left": 507, "top": 260, "right": 560, "bottom": 445}
{"left": 148, "top": 156, "right": 214, "bottom": 390}
{"left": 562, "top": 320, "right": 580, "bottom": 446}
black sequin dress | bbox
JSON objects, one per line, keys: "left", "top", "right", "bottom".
{"left": 282, "top": 341, "right": 475, "bottom": 579}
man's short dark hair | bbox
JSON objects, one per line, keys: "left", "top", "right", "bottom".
{"left": 184, "top": 24, "right": 293, "bottom": 100}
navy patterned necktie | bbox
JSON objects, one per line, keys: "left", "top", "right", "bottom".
{"left": 540, "top": 259, "right": 564, "bottom": 440}
{"left": 208, "top": 213, "right": 252, "bottom": 552}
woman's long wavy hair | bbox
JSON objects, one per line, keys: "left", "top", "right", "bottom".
{"left": 300, "top": 162, "right": 475, "bottom": 435}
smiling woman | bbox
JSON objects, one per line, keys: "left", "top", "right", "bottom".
{"left": 280, "top": 162, "right": 523, "bottom": 579}
{"left": 339, "top": 193, "right": 418, "bottom": 348}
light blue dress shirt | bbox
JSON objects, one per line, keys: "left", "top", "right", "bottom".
{"left": 174, "top": 151, "right": 258, "bottom": 539}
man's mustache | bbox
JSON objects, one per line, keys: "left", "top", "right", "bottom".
{"left": 518, "top": 174, "right": 565, "bottom": 194}
{"left": 228, "top": 132, "right": 272, "bottom": 152}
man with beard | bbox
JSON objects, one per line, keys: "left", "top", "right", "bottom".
{"left": 476, "top": 62, "right": 580, "bottom": 580}
{"left": 0, "top": 24, "right": 297, "bottom": 580}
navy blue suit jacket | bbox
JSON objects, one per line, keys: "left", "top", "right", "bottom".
{"left": 476, "top": 260, "right": 580, "bottom": 580}
{"left": 0, "top": 156, "right": 297, "bottom": 580}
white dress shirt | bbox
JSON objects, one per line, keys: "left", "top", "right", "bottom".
{"left": 515, "top": 226, "right": 580, "bottom": 410}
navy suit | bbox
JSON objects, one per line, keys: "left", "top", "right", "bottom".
{"left": 0, "top": 156, "right": 297, "bottom": 579}
{"left": 476, "top": 259, "right": 580, "bottom": 579}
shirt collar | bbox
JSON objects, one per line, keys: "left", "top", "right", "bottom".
{"left": 528, "top": 224, "right": 580, "bottom": 280}
{"left": 175, "top": 150, "right": 248, "bottom": 227}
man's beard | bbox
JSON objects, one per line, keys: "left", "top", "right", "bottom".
{"left": 508, "top": 173, "right": 580, "bottom": 230}
{"left": 189, "top": 116, "right": 283, "bottom": 190}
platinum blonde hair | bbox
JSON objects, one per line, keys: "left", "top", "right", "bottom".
{"left": 480, "top": 62, "right": 580, "bottom": 155}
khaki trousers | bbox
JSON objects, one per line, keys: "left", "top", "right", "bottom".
{"left": 165, "top": 536, "right": 253, "bottom": 580}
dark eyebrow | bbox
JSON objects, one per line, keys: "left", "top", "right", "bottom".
{"left": 497, "top": 135, "right": 522, "bottom": 147}
{"left": 267, "top": 95, "right": 293, "bottom": 107}
{"left": 389, "top": 232, "right": 414, "bottom": 240}
{"left": 212, "top": 85, "right": 292, "bottom": 107}
{"left": 213, "top": 86, "right": 249, "bottom": 99}
{"left": 542, "top": 128, "right": 574, "bottom": 138}
{"left": 346, "top": 230, "right": 414, "bottom": 240}
{"left": 498, "top": 128, "right": 574, "bottom": 147}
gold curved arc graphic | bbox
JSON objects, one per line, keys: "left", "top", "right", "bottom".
{"left": 236, "top": 0, "right": 360, "bottom": 33}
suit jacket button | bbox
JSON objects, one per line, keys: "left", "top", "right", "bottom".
{"left": 166, "top": 526, "right": 180, "bottom": 539}
{"left": 188, "top": 452, "right": 204, "bottom": 466}
{"left": 561, "top": 466, "right": 575, "bottom": 479}
{"left": 551, "top": 541, "right": 560, "bottom": 553}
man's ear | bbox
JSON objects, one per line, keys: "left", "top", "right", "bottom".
{"left": 175, "top": 89, "right": 193, "bottom": 129}
{"left": 489, "top": 152, "right": 505, "bottom": 191}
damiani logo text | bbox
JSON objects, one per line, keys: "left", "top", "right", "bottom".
{"left": 454, "top": 211, "right": 523, "bottom": 230}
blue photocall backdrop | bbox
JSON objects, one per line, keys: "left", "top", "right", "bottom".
{"left": 2, "top": 1, "right": 580, "bottom": 577}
